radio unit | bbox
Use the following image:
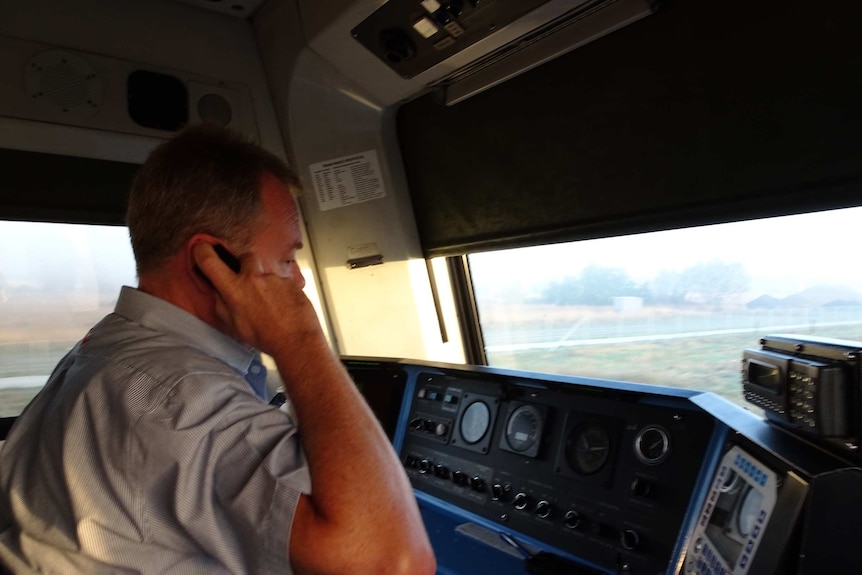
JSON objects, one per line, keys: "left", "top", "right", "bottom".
{"left": 742, "top": 334, "right": 862, "bottom": 458}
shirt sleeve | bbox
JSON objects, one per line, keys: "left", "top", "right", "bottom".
{"left": 132, "top": 371, "right": 310, "bottom": 575}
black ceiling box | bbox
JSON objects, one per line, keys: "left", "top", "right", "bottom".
{"left": 127, "top": 70, "right": 190, "bottom": 132}
{"left": 352, "top": 0, "right": 555, "bottom": 79}
{"left": 0, "top": 148, "right": 138, "bottom": 225}
{"left": 397, "top": 0, "right": 862, "bottom": 257}
{"left": 343, "top": 358, "right": 409, "bottom": 442}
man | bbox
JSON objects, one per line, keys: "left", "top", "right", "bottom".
{"left": 0, "top": 124, "right": 436, "bottom": 575}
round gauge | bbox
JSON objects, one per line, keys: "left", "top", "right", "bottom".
{"left": 719, "top": 471, "right": 744, "bottom": 495}
{"left": 634, "top": 425, "right": 671, "bottom": 465}
{"left": 460, "top": 401, "right": 491, "bottom": 444}
{"left": 505, "top": 404, "right": 542, "bottom": 453}
{"left": 565, "top": 423, "right": 611, "bottom": 475}
{"left": 736, "top": 485, "right": 764, "bottom": 537}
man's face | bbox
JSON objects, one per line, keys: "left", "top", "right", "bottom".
{"left": 247, "top": 172, "right": 305, "bottom": 289}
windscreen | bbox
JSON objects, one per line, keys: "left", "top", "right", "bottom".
{"left": 467, "top": 206, "right": 862, "bottom": 408}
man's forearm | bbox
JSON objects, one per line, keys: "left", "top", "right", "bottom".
{"left": 274, "top": 340, "right": 435, "bottom": 574}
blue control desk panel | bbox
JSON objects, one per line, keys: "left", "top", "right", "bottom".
{"left": 343, "top": 357, "right": 862, "bottom": 575}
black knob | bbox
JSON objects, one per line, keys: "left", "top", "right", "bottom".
{"left": 409, "top": 418, "right": 423, "bottom": 431}
{"left": 470, "top": 477, "right": 487, "bottom": 492}
{"left": 631, "top": 477, "right": 652, "bottom": 498}
{"left": 419, "top": 459, "right": 432, "bottom": 474}
{"left": 434, "top": 464, "right": 450, "bottom": 479}
{"left": 512, "top": 492, "right": 529, "bottom": 510}
{"left": 534, "top": 500, "right": 552, "bottom": 519}
{"left": 491, "top": 483, "right": 504, "bottom": 501}
{"left": 452, "top": 471, "right": 469, "bottom": 486}
{"left": 621, "top": 529, "right": 640, "bottom": 550}
{"left": 564, "top": 510, "right": 581, "bottom": 529}
{"left": 379, "top": 29, "right": 416, "bottom": 64}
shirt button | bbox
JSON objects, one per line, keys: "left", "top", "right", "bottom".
{"left": 250, "top": 365, "right": 262, "bottom": 375}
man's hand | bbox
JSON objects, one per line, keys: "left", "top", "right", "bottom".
{"left": 192, "top": 242, "right": 323, "bottom": 359}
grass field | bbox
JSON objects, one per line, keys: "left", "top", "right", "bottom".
{"left": 486, "top": 320, "right": 862, "bottom": 409}
{"left": 0, "top": 388, "right": 41, "bottom": 418}
{"left": 3, "top": 303, "right": 862, "bottom": 418}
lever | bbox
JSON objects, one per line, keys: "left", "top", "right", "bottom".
{"left": 499, "top": 532, "right": 601, "bottom": 575}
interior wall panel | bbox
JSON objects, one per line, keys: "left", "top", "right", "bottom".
{"left": 397, "top": 1, "right": 862, "bottom": 256}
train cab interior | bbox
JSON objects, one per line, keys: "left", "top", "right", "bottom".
{"left": 2, "top": 0, "right": 862, "bottom": 573}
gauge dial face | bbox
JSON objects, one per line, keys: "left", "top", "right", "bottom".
{"left": 634, "top": 425, "right": 670, "bottom": 465}
{"left": 565, "top": 423, "right": 611, "bottom": 475}
{"left": 505, "top": 404, "right": 542, "bottom": 453}
{"left": 460, "top": 401, "right": 491, "bottom": 444}
{"left": 720, "top": 471, "right": 743, "bottom": 494}
{"left": 737, "top": 485, "right": 763, "bottom": 537}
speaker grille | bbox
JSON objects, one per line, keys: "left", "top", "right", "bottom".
{"left": 25, "top": 50, "right": 103, "bottom": 118}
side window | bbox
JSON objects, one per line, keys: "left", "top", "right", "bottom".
{"left": 0, "top": 221, "right": 136, "bottom": 417}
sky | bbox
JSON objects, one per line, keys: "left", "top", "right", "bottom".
{"left": 0, "top": 221, "right": 136, "bottom": 293}
{"left": 3, "top": 205, "right": 862, "bottom": 303}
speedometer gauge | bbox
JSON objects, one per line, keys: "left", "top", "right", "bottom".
{"left": 460, "top": 401, "right": 491, "bottom": 444}
{"left": 505, "top": 404, "right": 542, "bottom": 453}
{"left": 565, "top": 423, "right": 611, "bottom": 475}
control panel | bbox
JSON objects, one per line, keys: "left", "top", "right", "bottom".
{"left": 351, "top": 0, "right": 555, "bottom": 78}
{"left": 401, "top": 371, "right": 716, "bottom": 574}
{"left": 684, "top": 446, "right": 780, "bottom": 575}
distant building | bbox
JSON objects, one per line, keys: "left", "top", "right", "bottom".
{"left": 614, "top": 296, "right": 643, "bottom": 312}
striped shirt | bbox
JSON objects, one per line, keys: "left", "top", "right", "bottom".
{"left": 0, "top": 287, "right": 310, "bottom": 574}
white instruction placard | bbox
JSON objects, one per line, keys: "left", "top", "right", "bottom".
{"left": 310, "top": 150, "right": 386, "bottom": 212}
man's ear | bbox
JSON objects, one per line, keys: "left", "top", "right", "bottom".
{"left": 188, "top": 234, "right": 223, "bottom": 291}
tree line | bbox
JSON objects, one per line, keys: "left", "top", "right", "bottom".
{"left": 539, "top": 260, "right": 749, "bottom": 307}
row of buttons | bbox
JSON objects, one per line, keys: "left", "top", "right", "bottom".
{"left": 409, "top": 417, "right": 450, "bottom": 437}
{"left": 501, "top": 490, "right": 641, "bottom": 550}
{"left": 417, "top": 388, "right": 459, "bottom": 404}
{"left": 743, "top": 391, "right": 783, "bottom": 414}
{"left": 404, "top": 454, "right": 488, "bottom": 493}
{"left": 789, "top": 409, "right": 818, "bottom": 428}
{"left": 406, "top": 453, "right": 642, "bottom": 550}
{"left": 789, "top": 373, "right": 817, "bottom": 429}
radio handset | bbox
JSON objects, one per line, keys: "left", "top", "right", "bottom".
{"left": 196, "top": 243, "right": 240, "bottom": 286}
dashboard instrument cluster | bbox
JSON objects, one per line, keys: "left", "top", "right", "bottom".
{"left": 400, "top": 370, "right": 716, "bottom": 574}
{"left": 344, "top": 357, "right": 860, "bottom": 575}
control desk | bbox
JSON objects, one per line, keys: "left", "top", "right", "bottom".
{"left": 344, "top": 357, "right": 862, "bottom": 575}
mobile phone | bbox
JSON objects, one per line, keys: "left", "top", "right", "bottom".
{"left": 213, "top": 243, "right": 241, "bottom": 273}
{"left": 196, "top": 242, "right": 240, "bottom": 285}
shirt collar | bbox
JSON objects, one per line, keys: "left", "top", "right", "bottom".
{"left": 114, "top": 286, "right": 266, "bottom": 398}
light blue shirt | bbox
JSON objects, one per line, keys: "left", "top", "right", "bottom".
{"left": 0, "top": 287, "right": 310, "bottom": 574}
